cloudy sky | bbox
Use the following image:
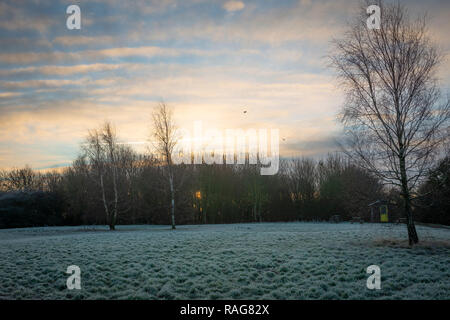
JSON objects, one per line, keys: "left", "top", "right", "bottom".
{"left": 0, "top": 0, "right": 449, "bottom": 169}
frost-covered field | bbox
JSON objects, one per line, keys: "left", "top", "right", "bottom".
{"left": 0, "top": 222, "right": 449, "bottom": 300}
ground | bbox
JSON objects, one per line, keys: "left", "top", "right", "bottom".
{"left": 0, "top": 222, "right": 449, "bottom": 300}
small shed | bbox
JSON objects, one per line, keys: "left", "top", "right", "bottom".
{"left": 368, "top": 200, "right": 389, "bottom": 223}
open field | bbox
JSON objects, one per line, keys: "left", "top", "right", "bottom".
{"left": 0, "top": 222, "right": 449, "bottom": 300}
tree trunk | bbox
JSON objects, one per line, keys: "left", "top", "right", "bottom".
{"left": 112, "top": 162, "right": 118, "bottom": 232}
{"left": 399, "top": 156, "right": 419, "bottom": 245}
{"left": 169, "top": 174, "right": 176, "bottom": 229}
{"left": 404, "top": 193, "right": 419, "bottom": 245}
{"left": 255, "top": 196, "right": 262, "bottom": 222}
{"left": 100, "top": 174, "right": 114, "bottom": 230}
{"left": 109, "top": 208, "right": 117, "bottom": 231}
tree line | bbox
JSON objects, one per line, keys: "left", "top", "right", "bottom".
{"left": 1, "top": 123, "right": 448, "bottom": 229}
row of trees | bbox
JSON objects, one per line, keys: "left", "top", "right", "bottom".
{"left": 0, "top": 134, "right": 385, "bottom": 226}
{"left": 2, "top": 132, "right": 449, "bottom": 230}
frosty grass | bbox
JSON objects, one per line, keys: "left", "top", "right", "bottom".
{"left": 0, "top": 222, "right": 448, "bottom": 299}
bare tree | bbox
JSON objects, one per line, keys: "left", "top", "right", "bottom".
{"left": 41, "top": 171, "right": 62, "bottom": 193}
{"left": 286, "top": 158, "right": 317, "bottom": 206}
{"left": 151, "top": 102, "right": 179, "bottom": 229}
{"left": 330, "top": 1, "right": 450, "bottom": 244}
{"left": 84, "top": 122, "right": 121, "bottom": 230}
{"left": 1, "top": 166, "right": 42, "bottom": 191}
{"left": 243, "top": 164, "right": 268, "bottom": 222}
{"left": 0, "top": 170, "right": 6, "bottom": 191}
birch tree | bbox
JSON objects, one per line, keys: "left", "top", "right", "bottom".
{"left": 151, "top": 103, "right": 179, "bottom": 229}
{"left": 329, "top": 1, "right": 450, "bottom": 244}
{"left": 84, "top": 122, "right": 121, "bottom": 230}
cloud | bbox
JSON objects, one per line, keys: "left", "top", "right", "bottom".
{"left": 0, "top": 63, "right": 123, "bottom": 77}
{"left": 0, "top": 46, "right": 225, "bottom": 66}
{"left": 123, "top": 0, "right": 347, "bottom": 46}
{"left": 0, "top": 92, "right": 21, "bottom": 98}
{"left": 0, "top": 78, "right": 91, "bottom": 90}
{"left": 281, "top": 134, "right": 342, "bottom": 158}
{"left": 0, "top": 2, "right": 54, "bottom": 33}
{"left": 223, "top": 1, "right": 245, "bottom": 12}
{"left": 53, "top": 36, "right": 116, "bottom": 47}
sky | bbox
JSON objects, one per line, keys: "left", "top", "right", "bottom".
{"left": 0, "top": 0, "right": 449, "bottom": 170}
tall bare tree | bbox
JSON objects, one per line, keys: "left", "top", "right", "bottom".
{"left": 84, "top": 122, "right": 121, "bottom": 230}
{"left": 330, "top": 1, "right": 450, "bottom": 244}
{"left": 151, "top": 102, "right": 179, "bottom": 229}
